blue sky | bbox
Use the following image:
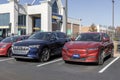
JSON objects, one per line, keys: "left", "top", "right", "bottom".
{"left": 68, "top": 0, "right": 120, "bottom": 27}
{"left": 0, "top": 0, "right": 120, "bottom": 27}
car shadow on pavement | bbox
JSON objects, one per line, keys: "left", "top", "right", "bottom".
{"left": 49, "top": 54, "right": 62, "bottom": 61}
{"left": 14, "top": 55, "right": 62, "bottom": 63}
{"left": 65, "top": 61, "right": 98, "bottom": 66}
{"left": 14, "top": 58, "right": 39, "bottom": 63}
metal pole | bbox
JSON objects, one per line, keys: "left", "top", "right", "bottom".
{"left": 65, "top": 0, "right": 68, "bottom": 34}
{"left": 79, "top": 19, "right": 82, "bottom": 33}
{"left": 112, "top": 0, "right": 115, "bottom": 36}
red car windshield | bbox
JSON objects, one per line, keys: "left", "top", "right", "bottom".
{"left": 76, "top": 33, "right": 101, "bottom": 42}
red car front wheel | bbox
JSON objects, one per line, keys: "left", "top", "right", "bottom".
{"left": 97, "top": 50, "right": 104, "bottom": 65}
{"left": 7, "top": 48, "right": 12, "bottom": 57}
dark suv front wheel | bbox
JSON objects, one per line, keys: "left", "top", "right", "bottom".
{"left": 39, "top": 48, "right": 50, "bottom": 62}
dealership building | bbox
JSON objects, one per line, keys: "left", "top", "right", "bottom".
{"left": 0, "top": 0, "right": 81, "bottom": 37}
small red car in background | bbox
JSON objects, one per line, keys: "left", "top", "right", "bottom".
{"left": 62, "top": 32, "right": 114, "bottom": 65}
{"left": 0, "top": 35, "right": 29, "bottom": 57}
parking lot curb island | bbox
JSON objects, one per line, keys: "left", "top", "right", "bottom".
{"left": 113, "top": 41, "right": 120, "bottom": 57}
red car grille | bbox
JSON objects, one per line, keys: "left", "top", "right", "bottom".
{"left": 68, "top": 49, "right": 87, "bottom": 54}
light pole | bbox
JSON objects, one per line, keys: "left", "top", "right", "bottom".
{"left": 112, "top": 0, "right": 115, "bottom": 36}
{"left": 65, "top": 0, "right": 68, "bottom": 34}
{"left": 79, "top": 19, "right": 82, "bottom": 33}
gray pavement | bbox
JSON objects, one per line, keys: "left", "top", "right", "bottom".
{"left": 0, "top": 56, "right": 119, "bottom": 80}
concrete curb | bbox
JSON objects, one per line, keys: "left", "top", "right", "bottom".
{"left": 114, "top": 52, "right": 120, "bottom": 57}
{"left": 114, "top": 54, "right": 120, "bottom": 57}
{"left": 113, "top": 41, "right": 120, "bottom": 57}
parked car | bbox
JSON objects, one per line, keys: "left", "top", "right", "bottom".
{"left": 62, "top": 32, "right": 114, "bottom": 65}
{"left": 0, "top": 35, "right": 28, "bottom": 57}
{"left": 12, "top": 32, "right": 70, "bottom": 62}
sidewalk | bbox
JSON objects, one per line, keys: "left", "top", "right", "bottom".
{"left": 114, "top": 52, "right": 120, "bottom": 57}
{"left": 114, "top": 53, "right": 120, "bottom": 57}
{"left": 113, "top": 41, "right": 120, "bottom": 57}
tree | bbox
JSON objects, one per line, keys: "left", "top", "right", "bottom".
{"left": 89, "top": 23, "right": 97, "bottom": 32}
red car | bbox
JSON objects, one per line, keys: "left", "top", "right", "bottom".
{"left": 0, "top": 35, "right": 29, "bottom": 57}
{"left": 62, "top": 32, "right": 114, "bottom": 65}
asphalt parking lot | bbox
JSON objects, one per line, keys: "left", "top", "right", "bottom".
{"left": 0, "top": 55, "right": 120, "bottom": 80}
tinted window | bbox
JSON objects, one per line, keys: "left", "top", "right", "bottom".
{"left": 103, "top": 33, "right": 109, "bottom": 38}
{"left": 21, "top": 36, "right": 29, "bottom": 40}
{"left": 57, "top": 32, "right": 66, "bottom": 38}
{"left": 50, "top": 33, "right": 56, "bottom": 39}
{"left": 76, "top": 33, "right": 101, "bottom": 42}
{"left": 29, "top": 32, "right": 51, "bottom": 40}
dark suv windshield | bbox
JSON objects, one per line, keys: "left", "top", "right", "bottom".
{"left": 76, "top": 33, "right": 101, "bottom": 42}
{"left": 29, "top": 32, "right": 50, "bottom": 40}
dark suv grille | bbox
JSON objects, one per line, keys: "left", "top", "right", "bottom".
{"left": 12, "top": 46, "right": 29, "bottom": 55}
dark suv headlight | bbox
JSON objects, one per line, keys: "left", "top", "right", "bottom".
{"left": 29, "top": 45, "right": 40, "bottom": 48}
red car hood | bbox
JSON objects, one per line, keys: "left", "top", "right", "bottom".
{"left": 65, "top": 41, "right": 101, "bottom": 49}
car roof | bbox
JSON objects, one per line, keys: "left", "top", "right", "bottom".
{"left": 35, "top": 31, "right": 65, "bottom": 34}
{"left": 81, "top": 32, "right": 106, "bottom": 34}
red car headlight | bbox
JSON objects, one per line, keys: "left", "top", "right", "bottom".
{"left": 88, "top": 48, "right": 98, "bottom": 51}
{"left": 63, "top": 46, "right": 69, "bottom": 50}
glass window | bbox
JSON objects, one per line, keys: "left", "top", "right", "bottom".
{"left": 104, "top": 33, "right": 109, "bottom": 38}
{"left": 0, "top": 30, "right": 3, "bottom": 37}
{"left": 18, "top": 15, "right": 26, "bottom": 26}
{"left": 35, "top": 18, "right": 41, "bottom": 28}
{"left": 0, "top": 13, "right": 10, "bottom": 26}
{"left": 50, "top": 33, "right": 56, "bottom": 39}
{"left": 29, "top": 32, "right": 51, "bottom": 40}
{"left": 57, "top": 32, "right": 66, "bottom": 38}
{"left": 76, "top": 33, "right": 101, "bottom": 42}
{"left": 52, "top": 1, "right": 58, "bottom": 14}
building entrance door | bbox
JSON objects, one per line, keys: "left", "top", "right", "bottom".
{"left": 32, "top": 15, "right": 41, "bottom": 33}
{"left": 0, "top": 29, "right": 9, "bottom": 38}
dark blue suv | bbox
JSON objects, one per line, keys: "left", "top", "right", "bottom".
{"left": 12, "top": 32, "right": 70, "bottom": 62}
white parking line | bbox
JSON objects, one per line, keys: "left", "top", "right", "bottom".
{"left": 99, "top": 56, "right": 120, "bottom": 73}
{"left": 0, "top": 58, "right": 14, "bottom": 62}
{"left": 37, "top": 58, "right": 63, "bottom": 67}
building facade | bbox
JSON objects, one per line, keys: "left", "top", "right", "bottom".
{"left": 81, "top": 24, "right": 115, "bottom": 38}
{"left": 0, "top": 0, "right": 67, "bottom": 37}
{"left": 67, "top": 18, "right": 81, "bottom": 37}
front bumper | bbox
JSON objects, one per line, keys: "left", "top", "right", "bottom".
{"left": 0, "top": 48, "right": 8, "bottom": 56}
{"left": 12, "top": 48, "right": 40, "bottom": 59}
{"left": 62, "top": 49, "right": 99, "bottom": 63}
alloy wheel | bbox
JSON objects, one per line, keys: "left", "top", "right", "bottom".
{"left": 40, "top": 48, "right": 50, "bottom": 62}
{"left": 7, "top": 48, "right": 12, "bottom": 57}
{"left": 98, "top": 51, "right": 104, "bottom": 65}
